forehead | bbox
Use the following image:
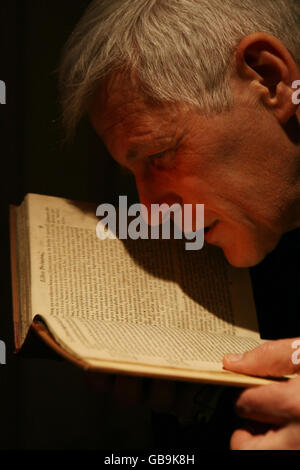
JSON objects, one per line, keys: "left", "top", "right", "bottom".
{"left": 88, "top": 73, "right": 186, "bottom": 145}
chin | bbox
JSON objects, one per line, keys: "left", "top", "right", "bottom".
{"left": 221, "top": 242, "right": 272, "bottom": 268}
{"left": 207, "top": 222, "right": 282, "bottom": 268}
{"left": 223, "top": 252, "right": 263, "bottom": 268}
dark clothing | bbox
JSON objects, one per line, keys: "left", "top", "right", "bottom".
{"left": 251, "top": 228, "right": 300, "bottom": 339}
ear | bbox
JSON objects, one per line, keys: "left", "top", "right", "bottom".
{"left": 235, "top": 32, "right": 300, "bottom": 123}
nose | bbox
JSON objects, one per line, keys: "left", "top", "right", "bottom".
{"left": 135, "top": 174, "right": 182, "bottom": 226}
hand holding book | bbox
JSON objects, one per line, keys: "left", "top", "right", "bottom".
{"left": 223, "top": 338, "right": 300, "bottom": 449}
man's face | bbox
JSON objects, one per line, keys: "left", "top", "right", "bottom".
{"left": 89, "top": 75, "right": 295, "bottom": 267}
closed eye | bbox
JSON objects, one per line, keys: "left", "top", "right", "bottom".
{"left": 149, "top": 149, "right": 176, "bottom": 168}
{"left": 149, "top": 151, "right": 165, "bottom": 160}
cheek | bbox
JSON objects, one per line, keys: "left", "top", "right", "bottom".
{"left": 141, "top": 164, "right": 183, "bottom": 192}
{"left": 171, "top": 148, "right": 233, "bottom": 199}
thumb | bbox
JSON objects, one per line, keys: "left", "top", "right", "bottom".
{"left": 223, "top": 338, "right": 300, "bottom": 377}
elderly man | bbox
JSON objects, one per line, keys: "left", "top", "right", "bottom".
{"left": 59, "top": 0, "right": 300, "bottom": 449}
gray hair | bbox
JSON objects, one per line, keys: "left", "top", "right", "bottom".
{"left": 59, "top": 0, "right": 300, "bottom": 141}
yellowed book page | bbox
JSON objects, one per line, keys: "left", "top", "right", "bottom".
{"left": 25, "top": 192, "right": 263, "bottom": 373}
{"left": 84, "top": 359, "right": 275, "bottom": 388}
{"left": 38, "top": 314, "right": 264, "bottom": 370}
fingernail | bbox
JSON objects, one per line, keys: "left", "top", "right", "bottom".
{"left": 224, "top": 353, "right": 243, "bottom": 362}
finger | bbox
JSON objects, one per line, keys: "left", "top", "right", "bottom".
{"left": 146, "top": 379, "right": 177, "bottom": 413}
{"left": 230, "top": 428, "right": 254, "bottom": 450}
{"left": 223, "top": 338, "right": 300, "bottom": 377}
{"left": 231, "top": 422, "right": 300, "bottom": 450}
{"left": 234, "top": 376, "right": 300, "bottom": 424}
{"left": 85, "top": 371, "right": 115, "bottom": 393}
{"left": 112, "top": 374, "right": 145, "bottom": 408}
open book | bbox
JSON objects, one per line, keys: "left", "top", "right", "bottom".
{"left": 10, "top": 193, "right": 274, "bottom": 387}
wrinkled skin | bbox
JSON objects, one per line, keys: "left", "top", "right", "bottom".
{"left": 90, "top": 34, "right": 300, "bottom": 268}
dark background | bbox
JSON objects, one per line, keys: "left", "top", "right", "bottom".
{"left": 0, "top": 0, "right": 299, "bottom": 450}
{"left": 0, "top": 0, "right": 153, "bottom": 451}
